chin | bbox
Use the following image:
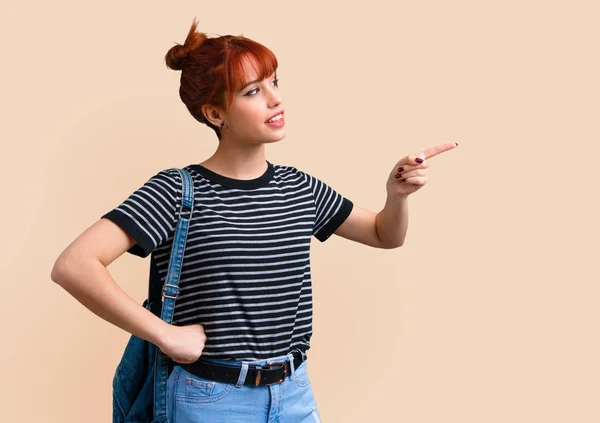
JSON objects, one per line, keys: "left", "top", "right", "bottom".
{"left": 265, "top": 129, "right": 286, "bottom": 143}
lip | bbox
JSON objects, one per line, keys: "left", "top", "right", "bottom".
{"left": 265, "top": 110, "right": 284, "bottom": 123}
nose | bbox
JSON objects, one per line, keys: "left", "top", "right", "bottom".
{"left": 267, "top": 84, "right": 283, "bottom": 108}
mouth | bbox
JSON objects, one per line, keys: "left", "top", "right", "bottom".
{"left": 265, "top": 111, "right": 284, "bottom": 123}
{"left": 265, "top": 111, "right": 285, "bottom": 127}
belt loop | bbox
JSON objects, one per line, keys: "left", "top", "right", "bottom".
{"left": 236, "top": 361, "right": 249, "bottom": 388}
{"left": 287, "top": 352, "right": 296, "bottom": 380}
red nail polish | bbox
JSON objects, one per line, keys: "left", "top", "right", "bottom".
{"left": 415, "top": 158, "right": 423, "bottom": 164}
{"left": 398, "top": 167, "right": 404, "bottom": 172}
{"left": 395, "top": 174, "right": 401, "bottom": 178}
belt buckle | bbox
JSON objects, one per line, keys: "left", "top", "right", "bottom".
{"left": 255, "top": 361, "right": 289, "bottom": 386}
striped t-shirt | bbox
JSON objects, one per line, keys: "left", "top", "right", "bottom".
{"left": 101, "top": 161, "right": 353, "bottom": 361}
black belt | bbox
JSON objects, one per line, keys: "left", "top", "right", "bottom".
{"left": 180, "top": 352, "right": 305, "bottom": 387}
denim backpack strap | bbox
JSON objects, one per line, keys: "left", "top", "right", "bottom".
{"left": 152, "top": 167, "right": 194, "bottom": 422}
{"left": 147, "top": 168, "right": 194, "bottom": 305}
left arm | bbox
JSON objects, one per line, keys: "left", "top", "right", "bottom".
{"left": 376, "top": 194, "right": 408, "bottom": 247}
{"left": 334, "top": 195, "right": 407, "bottom": 249}
{"left": 333, "top": 142, "right": 459, "bottom": 248}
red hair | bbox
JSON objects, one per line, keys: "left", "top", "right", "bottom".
{"left": 165, "top": 17, "right": 279, "bottom": 140}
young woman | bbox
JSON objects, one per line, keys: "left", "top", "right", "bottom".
{"left": 51, "top": 17, "right": 456, "bottom": 423}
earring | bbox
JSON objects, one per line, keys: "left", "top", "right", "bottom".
{"left": 220, "top": 121, "right": 227, "bottom": 130}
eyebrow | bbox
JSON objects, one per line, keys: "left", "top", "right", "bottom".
{"left": 240, "top": 78, "right": 261, "bottom": 91}
{"left": 239, "top": 73, "right": 277, "bottom": 92}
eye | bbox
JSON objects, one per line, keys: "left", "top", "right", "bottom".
{"left": 245, "top": 79, "right": 279, "bottom": 96}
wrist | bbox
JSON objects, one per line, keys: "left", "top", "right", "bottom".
{"left": 386, "top": 191, "right": 409, "bottom": 203}
{"left": 152, "top": 320, "right": 173, "bottom": 349}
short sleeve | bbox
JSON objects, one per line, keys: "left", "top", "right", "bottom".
{"left": 299, "top": 170, "right": 354, "bottom": 242}
{"left": 101, "top": 168, "right": 182, "bottom": 258}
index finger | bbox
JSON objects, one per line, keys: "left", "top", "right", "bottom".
{"left": 418, "top": 142, "right": 458, "bottom": 160}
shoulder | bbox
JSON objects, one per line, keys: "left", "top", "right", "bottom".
{"left": 134, "top": 167, "right": 184, "bottom": 206}
{"left": 273, "top": 162, "right": 311, "bottom": 180}
{"left": 153, "top": 167, "right": 185, "bottom": 192}
{"left": 268, "top": 162, "right": 310, "bottom": 185}
{"left": 161, "top": 167, "right": 184, "bottom": 183}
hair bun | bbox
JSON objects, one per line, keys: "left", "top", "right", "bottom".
{"left": 165, "top": 18, "right": 206, "bottom": 71}
{"left": 165, "top": 44, "right": 190, "bottom": 70}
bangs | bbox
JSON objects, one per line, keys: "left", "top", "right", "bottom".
{"left": 224, "top": 39, "right": 278, "bottom": 107}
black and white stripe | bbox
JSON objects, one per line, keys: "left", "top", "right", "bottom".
{"left": 102, "top": 162, "right": 353, "bottom": 361}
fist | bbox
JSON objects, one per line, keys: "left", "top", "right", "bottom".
{"left": 159, "top": 324, "right": 207, "bottom": 364}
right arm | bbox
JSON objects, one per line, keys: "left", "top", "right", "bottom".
{"left": 50, "top": 218, "right": 171, "bottom": 348}
{"left": 52, "top": 169, "right": 207, "bottom": 363}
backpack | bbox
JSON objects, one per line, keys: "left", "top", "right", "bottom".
{"left": 112, "top": 168, "right": 194, "bottom": 422}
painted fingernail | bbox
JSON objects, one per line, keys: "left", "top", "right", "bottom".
{"left": 395, "top": 174, "right": 401, "bottom": 178}
{"left": 398, "top": 167, "right": 404, "bottom": 172}
{"left": 401, "top": 178, "right": 406, "bottom": 182}
{"left": 415, "top": 158, "right": 423, "bottom": 164}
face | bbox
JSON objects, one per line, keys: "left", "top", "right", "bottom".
{"left": 219, "top": 57, "right": 286, "bottom": 144}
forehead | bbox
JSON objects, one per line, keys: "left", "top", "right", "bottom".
{"left": 240, "top": 55, "right": 259, "bottom": 77}
{"left": 238, "top": 55, "right": 275, "bottom": 85}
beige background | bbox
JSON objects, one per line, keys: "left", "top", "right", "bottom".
{"left": 1, "top": 0, "right": 599, "bottom": 422}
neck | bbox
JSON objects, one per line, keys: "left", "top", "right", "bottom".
{"left": 200, "top": 139, "right": 268, "bottom": 180}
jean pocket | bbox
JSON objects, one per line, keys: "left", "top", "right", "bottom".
{"left": 292, "top": 361, "right": 311, "bottom": 388}
{"left": 176, "top": 368, "right": 234, "bottom": 403}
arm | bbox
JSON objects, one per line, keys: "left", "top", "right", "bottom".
{"left": 329, "top": 143, "right": 459, "bottom": 248}
{"left": 50, "top": 218, "right": 171, "bottom": 348}
{"left": 375, "top": 194, "right": 408, "bottom": 248}
{"left": 334, "top": 194, "right": 407, "bottom": 249}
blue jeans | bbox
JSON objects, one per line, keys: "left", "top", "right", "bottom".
{"left": 167, "top": 352, "right": 322, "bottom": 422}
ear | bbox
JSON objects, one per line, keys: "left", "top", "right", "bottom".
{"left": 201, "top": 104, "right": 225, "bottom": 127}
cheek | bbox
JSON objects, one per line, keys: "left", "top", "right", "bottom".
{"left": 235, "top": 107, "right": 262, "bottom": 126}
